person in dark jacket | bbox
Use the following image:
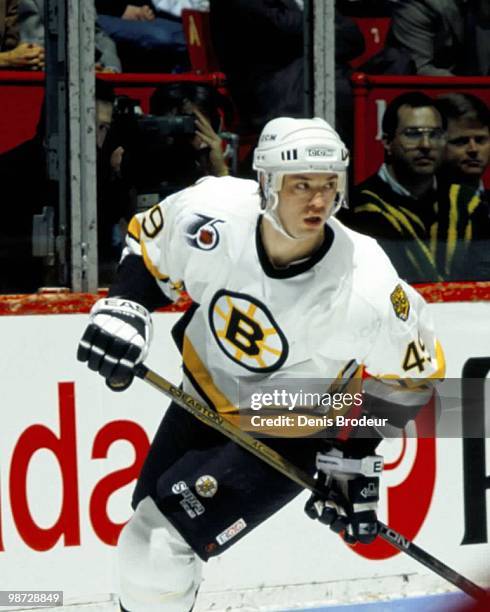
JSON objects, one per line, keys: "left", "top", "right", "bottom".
{"left": 436, "top": 93, "right": 490, "bottom": 280}
{"left": 340, "top": 92, "right": 442, "bottom": 282}
{"left": 210, "top": 0, "right": 304, "bottom": 132}
{"left": 209, "top": 0, "right": 364, "bottom": 169}
{"left": 387, "top": 0, "right": 490, "bottom": 76}
{"left": 341, "top": 91, "right": 490, "bottom": 282}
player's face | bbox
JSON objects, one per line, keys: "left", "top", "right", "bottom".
{"left": 443, "top": 118, "right": 490, "bottom": 181}
{"left": 385, "top": 105, "right": 445, "bottom": 177}
{"left": 277, "top": 173, "right": 338, "bottom": 239}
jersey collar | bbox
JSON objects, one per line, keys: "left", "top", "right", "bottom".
{"left": 255, "top": 216, "right": 334, "bottom": 278}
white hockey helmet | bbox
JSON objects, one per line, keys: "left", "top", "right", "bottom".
{"left": 253, "top": 117, "right": 349, "bottom": 238}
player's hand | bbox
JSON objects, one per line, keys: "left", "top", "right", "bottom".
{"left": 305, "top": 476, "right": 379, "bottom": 544}
{"left": 77, "top": 298, "right": 152, "bottom": 391}
{"left": 192, "top": 106, "right": 229, "bottom": 177}
{"left": 304, "top": 448, "right": 383, "bottom": 544}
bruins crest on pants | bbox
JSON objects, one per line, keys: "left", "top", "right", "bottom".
{"left": 209, "top": 290, "right": 289, "bottom": 372}
{"left": 390, "top": 284, "right": 410, "bottom": 321}
{"left": 195, "top": 475, "right": 218, "bottom": 498}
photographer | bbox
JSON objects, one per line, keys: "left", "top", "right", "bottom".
{"left": 110, "top": 82, "right": 230, "bottom": 204}
{"left": 149, "top": 82, "right": 229, "bottom": 179}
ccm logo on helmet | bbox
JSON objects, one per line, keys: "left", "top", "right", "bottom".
{"left": 306, "top": 147, "right": 335, "bottom": 158}
{"left": 260, "top": 134, "right": 277, "bottom": 142}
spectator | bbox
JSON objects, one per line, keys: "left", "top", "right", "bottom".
{"left": 18, "top": 0, "right": 121, "bottom": 73}
{"left": 210, "top": 0, "right": 304, "bottom": 135}
{"left": 437, "top": 93, "right": 490, "bottom": 190}
{"left": 0, "top": 80, "right": 129, "bottom": 293}
{"left": 342, "top": 91, "right": 490, "bottom": 282}
{"left": 0, "top": 0, "right": 44, "bottom": 68}
{"left": 335, "top": 8, "right": 366, "bottom": 147}
{"left": 96, "top": 82, "right": 116, "bottom": 150}
{"left": 0, "top": 99, "right": 46, "bottom": 292}
{"left": 95, "top": 1, "right": 188, "bottom": 72}
{"left": 388, "top": 0, "right": 490, "bottom": 76}
{"left": 209, "top": 0, "right": 364, "bottom": 170}
{"left": 96, "top": 79, "right": 136, "bottom": 282}
{"left": 111, "top": 82, "right": 229, "bottom": 203}
{"left": 339, "top": 92, "right": 445, "bottom": 282}
{"left": 435, "top": 93, "right": 490, "bottom": 280}
{"left": 149, "top": 82, "right": 229, "bottom": 179}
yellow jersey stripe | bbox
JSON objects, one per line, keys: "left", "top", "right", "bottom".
{"left": 140, "top": 241, "right": 169, "bottom": 281}
{"left": 128, "top": 216, "right": 142, "bottom": 242}
{"left": 183, "top": 335, "right": 236, "bottom": 414}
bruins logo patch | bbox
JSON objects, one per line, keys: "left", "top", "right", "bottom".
{"left": 209, "top": 290, "right": 289, "bottom": 372}
{"left": 195, "top": 475, "right": 218, "bottom": 498}
{"left": 390, "top": 284, "right": 410, "bottom": 321}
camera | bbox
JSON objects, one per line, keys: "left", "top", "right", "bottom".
{"left": 137, "top": 114, "right": 196, "bottom": 138}
{"left": 109, "top": 96, "right": 203, "bottom": 198}
{"left": 111, "top": 96, "right": 198, "bottom": 145}
{"left": 107, "top": 88, "right": 237, "bottom": 205}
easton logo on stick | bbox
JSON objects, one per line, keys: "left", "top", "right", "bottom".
{"left": 383, "top": 528, "right": 410, "bottom": 550}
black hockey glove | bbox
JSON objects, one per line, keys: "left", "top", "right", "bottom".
{"left": 77, "top": 297, "right": 152, "bottom": 391}
{"left": 304, "top": 448, "right": 383, "bottom": 544}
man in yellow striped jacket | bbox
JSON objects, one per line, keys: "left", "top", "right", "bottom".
{"left": 340, "top": 92, "right": 490, "bottom": 282}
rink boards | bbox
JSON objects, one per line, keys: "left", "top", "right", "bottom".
{"left": 0, "top": 291, "right": 489, "bottom": 611}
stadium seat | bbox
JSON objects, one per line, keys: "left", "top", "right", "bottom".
{"left": 182, "top": 9, "right": 221, "bottom": 74}
{"left": 350, "top": 17, "right": 391, "bottom": 69}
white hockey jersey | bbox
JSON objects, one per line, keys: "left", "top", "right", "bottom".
{"left": 124, "top": 176, "right": 444, "bottom": 432}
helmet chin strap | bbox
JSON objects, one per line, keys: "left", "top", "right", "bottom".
{"left": 261, "top": 193, "right": 303, "bottom": 241}
{"left": 260, "top": 173, "right": 304, "bottom": 241}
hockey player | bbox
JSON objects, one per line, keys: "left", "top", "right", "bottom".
{"left": 77, "top": 117, "right": 444, "bottom": 612}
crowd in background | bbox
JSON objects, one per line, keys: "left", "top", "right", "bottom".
{"left": 0, "top": 0, "right": 489, "bottom": 292}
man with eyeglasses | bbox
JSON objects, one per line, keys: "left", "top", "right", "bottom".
{"left": 342, "top": 91, "right": 490, "bottom": 282}
{"left": 339, "top": 92, "right": 446, "bottom": 283}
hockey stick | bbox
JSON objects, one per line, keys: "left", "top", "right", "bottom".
{"left": 134, "top": 363, "right": 488, "bottom": 602}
